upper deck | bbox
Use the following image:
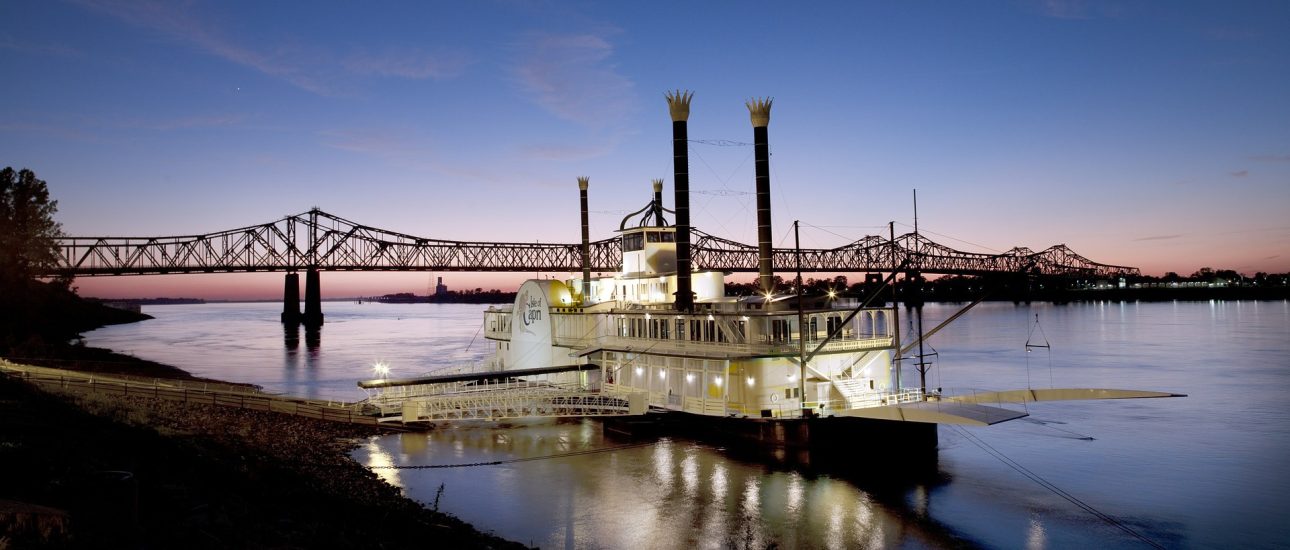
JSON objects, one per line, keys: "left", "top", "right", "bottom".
{"left": 485, "top": 302, "right": 895, "bottom": 359}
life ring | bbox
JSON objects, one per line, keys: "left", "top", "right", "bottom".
{"left": 770, "top": 393, "right": 779, "bottom": 403}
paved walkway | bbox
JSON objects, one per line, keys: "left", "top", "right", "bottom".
{"left": 0, "top": 360, "right": 381, "bottom": 426}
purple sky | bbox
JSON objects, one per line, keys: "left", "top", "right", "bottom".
{"left": 3, "top": 1, "right": 1287, "bottom": 299}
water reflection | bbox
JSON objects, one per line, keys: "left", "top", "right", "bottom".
{"left": 304, "top": 325, "right": 321, "bottom": 354}
{"left": 352, "top": 418, "right": 970, "bottom": 549}
{"left": 283, "top": 322, "right": 299, "bottom": 351}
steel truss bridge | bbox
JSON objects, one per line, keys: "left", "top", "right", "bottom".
{"left": 47, "top": 209, "right": 1138, "bottom": 278}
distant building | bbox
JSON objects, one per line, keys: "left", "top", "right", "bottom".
{"left": 435, "top": 277, "right": 448, "bottom": 296}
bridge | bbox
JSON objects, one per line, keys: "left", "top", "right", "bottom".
{"left": 49, "top": 208, "right": 1137, "bottom": 278}
{"left": 45, "top": 208, "right": 1136, "bottom": 325}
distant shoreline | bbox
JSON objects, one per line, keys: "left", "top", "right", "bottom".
{"left": 84, "top": 286, "right": 1289, "bottom": 306}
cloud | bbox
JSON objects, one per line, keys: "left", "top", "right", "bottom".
{"left": 73, "top": 1, "right": 469, "bottom": 97}
{"left": 0, "top": 36, "right": 82, "bottom": 57}
{"left": 511, "top": 31, "right": 637, "bottom": 130}
{"left": 1248, "top": 153, "right": 1290, "bottom": 163}
{"left": 1230, "top": 170, "right": 1249, "bottom": 178}
{"left": 74, "top": 0, "right": 342, "bottom": 95}
{"left": 343, "top": 48, "right": 472, "bottom": 80}
{"left": 1133, "top": 235, "right": 1182, "bottom": 242}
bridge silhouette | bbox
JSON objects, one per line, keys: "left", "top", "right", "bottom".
{"left": 50, "top": 208, "right": 1137, "bottom": 278}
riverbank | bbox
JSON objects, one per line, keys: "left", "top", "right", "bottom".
{"left": 0, "top": 283, "right": 527, "bottom": 548}
{"left": 0, "top": 366, "right": 528, "bottom": 548}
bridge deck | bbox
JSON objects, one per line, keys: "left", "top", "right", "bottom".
{"left": 47, "top": 209, "right": 1139, "bottom": 278}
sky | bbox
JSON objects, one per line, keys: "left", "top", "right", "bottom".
{"left": 3, "top": 0, "right": 1288, "bottom": 300}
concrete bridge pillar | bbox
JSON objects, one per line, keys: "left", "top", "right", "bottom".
{"left": 281, "top": 272, "right": 302, "bottom": 324}
{"left": 303, "top": 268, "right": 324, "bottom": 327}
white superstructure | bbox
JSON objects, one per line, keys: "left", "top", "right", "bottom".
{"left": 485, "top": 223, "right": 916, "bottom": 420}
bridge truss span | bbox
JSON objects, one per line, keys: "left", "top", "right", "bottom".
{"left": 51, "top": 209, "right": 1138, "bottom": 278}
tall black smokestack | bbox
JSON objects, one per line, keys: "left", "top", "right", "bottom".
{"left": 667, "top": 90, "right": 694, "bottom": 312}
{"left": 651, "top": 179, "right": 665, "bottom": 226}
{"left": 578, "top": 176, "right": 591, "bottom": 302}
{"left": 748, "top": 97, "right": 774, "bottom": 295}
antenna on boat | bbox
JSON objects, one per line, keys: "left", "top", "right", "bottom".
{"left": 913, "top": 188, "right": 919, "bottom": 236}
{"left": 911, "top": 189, "right": 931, "bottom": 397}
{"left": 793, "top": 220, "right": 808, "bottom": 416}
{"left": 890, "top": 221, "right": 901, "bottom": 391}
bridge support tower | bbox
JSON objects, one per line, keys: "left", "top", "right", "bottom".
{"left": 281, "top": 272, "right": 301, "bottom": 324}
{"left": 303, "top": 268, "right": 324, "bottom": 327}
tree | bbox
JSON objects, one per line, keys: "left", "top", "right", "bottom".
{"left": 1, "top": 167, "right": 64, "bottom": 283}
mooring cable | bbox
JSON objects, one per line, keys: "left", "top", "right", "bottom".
{"left": 951, "top": 425, "right": 1164, "bottom": 549}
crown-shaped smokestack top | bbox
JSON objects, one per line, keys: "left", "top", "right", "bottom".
{"left": 666, "top": 90, "right": 693, "bottom": 122}
{"left": 747, "top": 97, "right": 772, "bottom": 128}
{"left": 577, "top": 176, "right": 589, "bottom": 191}
{"left": 652, "top": 178, "right": 663, "bottom": 193}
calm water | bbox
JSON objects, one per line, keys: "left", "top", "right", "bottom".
{"left": 85, "top": 300, "right": 1290, "bottom": 549}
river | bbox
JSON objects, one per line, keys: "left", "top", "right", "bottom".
{"left": 84, "top": 300, "right": 1290, "bottom": 549}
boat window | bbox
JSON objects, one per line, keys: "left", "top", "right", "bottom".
{"left": 646, "top": 231, "right": 675, "bottom": 243}
{"left": 623, "top": 233, "right": 644, "bottom": 252}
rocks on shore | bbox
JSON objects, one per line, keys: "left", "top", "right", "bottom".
{"left": 0, "top": 374, "right": 529, "bottom": 549}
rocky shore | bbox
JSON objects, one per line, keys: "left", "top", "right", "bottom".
{"left": 0, "top": 366, "right": 528, "bottom": 549}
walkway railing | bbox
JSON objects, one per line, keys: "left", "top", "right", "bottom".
{"left": 0, "top": 360, "right": 380, "bottom": 426}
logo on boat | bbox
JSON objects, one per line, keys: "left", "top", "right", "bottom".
{"left": 518, "top": 289, "right": 544, "bottom": 334}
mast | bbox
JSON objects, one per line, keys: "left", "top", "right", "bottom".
{"left": 914, "top": 188, "right": 928, "bottom": 395}
{"left": 794, "top": 220, "right": 806, "bottom": 415}
{"left": 890, "top": 221, "right": 900, "bottom": 391}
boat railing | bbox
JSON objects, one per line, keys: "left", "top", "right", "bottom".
{"left": 556, "top": 334, "right": 894, "bottom": 357}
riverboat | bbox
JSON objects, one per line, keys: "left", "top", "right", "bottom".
{"left": 361, "top": 91, "right": 1179, "bottom": 453}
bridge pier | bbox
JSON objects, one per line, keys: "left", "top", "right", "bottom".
{"left": 281, "top": 272, "right": 301, "bottom": 324}
{"left": 303, "top": 268, "right": 324, "bottom": 327}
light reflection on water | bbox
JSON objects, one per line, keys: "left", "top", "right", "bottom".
{"left": 84, "top": 300, "right": 1290, "bottom": 548}
{"left": 355, "top": 419, "right": 940, "bottom": 549}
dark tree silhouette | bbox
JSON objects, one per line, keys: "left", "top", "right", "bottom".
{"left": 1, "top": 167, "right": 64, "bottom": 284}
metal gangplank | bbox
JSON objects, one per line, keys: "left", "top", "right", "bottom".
{"left": 357, "top": 364, "right": 647, "bottom": 424}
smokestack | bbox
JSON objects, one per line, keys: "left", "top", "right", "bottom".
{"left": 748, "top": 97, "right": 774, "bottom": 295}
{"left": 578, "top": 176, "right": 591, "bottom": 302}
{"left": 651, "top": 179, "right": 665, "bottom": 226}
{"left": 667, "top": 90, "right": 694, "bottom": 312}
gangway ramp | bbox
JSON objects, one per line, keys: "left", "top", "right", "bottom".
{"left": 357, "top": 364, "right": 647, "bottom": 424}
